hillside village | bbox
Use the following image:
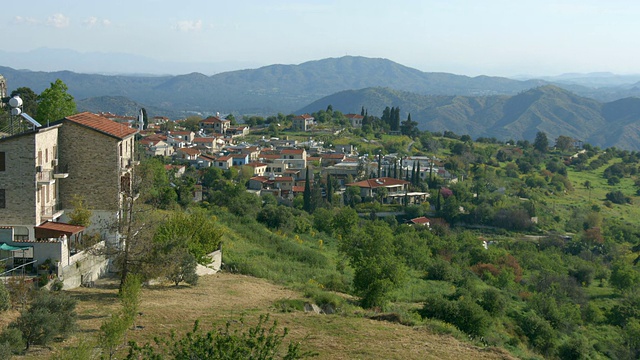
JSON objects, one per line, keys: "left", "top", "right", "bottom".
{"left": 3, "top": 76, "right": 640, "bottom": 360}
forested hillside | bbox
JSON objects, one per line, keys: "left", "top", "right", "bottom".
{"left": 299, "top": 85, "right": 640, "bottom": 150}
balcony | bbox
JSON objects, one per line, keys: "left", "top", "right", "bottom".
{"left": 36, "top": 169, "right": 56, "bottom": 186}
{"left": 40, "top": 202, "right": 64, "bottom": 220}
{"left": 53, "top": 163, "right": 69, "bottom": 179}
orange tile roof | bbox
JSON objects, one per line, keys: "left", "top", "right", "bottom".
{"left": 65, "top": 112, "right": 137, "bottom": 139}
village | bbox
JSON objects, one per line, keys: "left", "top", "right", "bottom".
{"left": 0, "top": 93, "right": 460, "bottom": 291}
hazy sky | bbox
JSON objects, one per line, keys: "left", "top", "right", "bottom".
{"left": 2, "top": 0, "right": 639, "bottom": 76}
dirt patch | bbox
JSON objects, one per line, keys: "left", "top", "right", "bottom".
{"left": 10, "top": 273, "right": 517, "bottom": 360}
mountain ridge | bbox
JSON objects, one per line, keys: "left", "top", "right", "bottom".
{"left": 298, "top": 85, "right": 640, "bottom": 150}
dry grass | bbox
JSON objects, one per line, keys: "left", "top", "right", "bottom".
{"left": 12, "top": 273, "right": 516, "bottom": 360}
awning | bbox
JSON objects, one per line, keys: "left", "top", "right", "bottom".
{"left": 0, "top": 243, "right": 32, "bottom": 251}
{"left": 35, "top": 221, "right": 85, "bottom": 238}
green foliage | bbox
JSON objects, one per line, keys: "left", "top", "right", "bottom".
{"left": 340, "top": 222, "right": 407, "bottom": 308}
{"left": 67, "top": 194, "right": 92, "bottom": 228}
{"left": 610, "top": 261, "right": 640, "bottom": 292}
{"left": 419, "top": 294, "right": 491, "bottom": 337}
{"left": 0, "top": 327, "right": 25, "bottom": 357}
{"left": 154, "top": 209, "right": 223, "bottom": 264}
{"left": 515, "top": 310, "right": 557, "bottom": 356}
{"left": 99, "top": 274, "right": 142, "bottom": 359}
{"left": 10, "top": 291, "right": 77, "bottom": 350}
{"left": 36, "top": 79, "right": 76, "bottom": 123}
{"left": 125, "top": 314, "right": 315, "bottom": 359}
{"left": 166, "top": 249, "right": 199, "bottom": 286}
{"left": 0, "top": 281, "right": 9, "bottom": 312}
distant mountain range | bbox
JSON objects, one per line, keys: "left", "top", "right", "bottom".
{"left": 300, "top": 85, "right": 640, "bottom": 150}
{"left": 3, "top": 55, "right": 640, "bottom": 148}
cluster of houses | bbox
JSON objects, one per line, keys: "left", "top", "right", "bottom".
{"left": 135, "top": 114, "right": 457, "bottom": 206}
{"left": 0, "top": 104, "right": 458, "bottom": 287}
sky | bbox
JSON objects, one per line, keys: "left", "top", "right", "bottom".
{"left": 2, "top": 0, "right": 640, "bottom": 77}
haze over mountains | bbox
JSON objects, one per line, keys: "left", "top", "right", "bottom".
{"left": 3, "top": 53, "right": 640, "bottom": 149}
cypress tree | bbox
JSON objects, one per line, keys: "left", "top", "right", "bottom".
{"left": 393, "top": 159, "right": 398, "bottom": 179}
{"left": 411, "top": 162, "right": 416, "bottom": 185}
{"left": 416, "top": 161, "right": 421, "bottom": 186}
{"left": 361, "top": 106, "right": 365, "bottom": 116}
{"left": 326, "top": 174, "right": 333, "bottom": 204}
{"left": 303, "top": 167, "right": 311, "bottom": 212}
{"left": 378, "top": 153, "right": 382, "bottom": 178}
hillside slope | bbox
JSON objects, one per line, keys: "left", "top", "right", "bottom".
{"left": 299, "top": 85, "right": 640, "bottom": 149}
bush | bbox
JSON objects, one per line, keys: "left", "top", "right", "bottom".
{"left": 0, "top": 327, "right": 25, "bottom": 356}
{"left": 515, "top": 310, "right": 557, "bottom": 356}
{"left": 0, "top": 282, "right": 9, "bottom": 312}
{"left": 419, "top": 295, "right": 491, "bottom": 337}
{"left": 126, "top": 314, "right": 315, "bottom": 359}
{"left": 606, "top": 190, "right": 631, "bottom": 205}
{"left": 479, "top": 288, "right": 506, "bottom": 316}
{"left": 10, "top": 291, "right": 77, "bottom": 350}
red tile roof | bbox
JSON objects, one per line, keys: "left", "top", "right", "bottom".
{"left": 274, "top": 177, "right": 294, "bottom": 182}
{"left": 65, "top": 112, "right": 137, "bottom": 139}
{"left": 345, "top": 114, "right": 364, "bottom": 119}
{"left": 281, "top": 149, "right": 305, "bottom": 155}
{"left": 177, "top": 148, "right": 201, "bottom": 156}
{"left": 410, "top": 217, "right": 431, "bottom": 225}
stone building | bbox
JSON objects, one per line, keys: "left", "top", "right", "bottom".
{"left": 0, "top": 124, "right": 68, "bottom": 239}
{"left": 57, "top": 112, "right": 138, "bottom": 242}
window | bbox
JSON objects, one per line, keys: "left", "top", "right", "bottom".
{"left": 0, "top": 189, "right": 5, "bottom": 208}
{"left": 0, "top": 152, "right": 4, "bottom": 171}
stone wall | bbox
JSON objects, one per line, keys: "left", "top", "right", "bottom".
{"left": 58, "top": 121, "right": 121, "bottom": 212}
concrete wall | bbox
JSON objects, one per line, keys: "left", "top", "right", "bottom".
{"left": 61, "top": 241, "right": 109, "bottom": 289}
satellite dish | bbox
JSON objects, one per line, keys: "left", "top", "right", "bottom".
{"left": 9, "top": 96, "right": 22, "bottom": 108}
{"left": 11, "top": 108, "right": 21, "bottom": 116}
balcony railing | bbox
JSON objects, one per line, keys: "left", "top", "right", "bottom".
{"left": 36, "top": 169, "right": 55, "bottom": 185}
{"left": 40, "top": 202, "right": 64, "bottom": 220}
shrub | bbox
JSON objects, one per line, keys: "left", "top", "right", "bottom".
{"left": 126, "top": 314, "right": 314, "bottom": 359}
{"left": 419, "top": 295, "right": 491, "bottom": 337}
{"left": 0, "top": 282, "right": 9, "bottom": 312}
{"left": 606, "top": 190, "right": 631, "bottom": 205}
{"left": 479, "top": 288, "right": 506, "bottom": 316}
{"left": 0, "top": 327, "right": 25, "bottom": 356}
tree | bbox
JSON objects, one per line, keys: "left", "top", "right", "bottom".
{"left": 0, "top": 282, "right": 9, "bottom": 312}
{"left": 533, "top": 131, "right": 549, "bottom": 153}
{"left": 36, "top": 79, "right": 76, "bottom": 123}
{"left": 303, "top": 167, "right": 312, "bottom": 213}
{"left": 610, "top": 261, "right": 640, "bottom": 292}
{"left": 165, "top": 249, "right": 199, "bottom": 286}
{"left": 555, "top": 135, "right": 573, "bottom": 152}
{"left": 10, "top": 87, "right": 38, "bottom": 117}
{"left": 99, "top": 273, "right": 142, "bottom": 359}
{"left": 11, "top": 291, "right": 77, "bottom": 350}
{"left": 153, "top": 209, "right": 224, "bottom": 265}
{"left": 339, "top": 222, "right": 407, "bottom": 308}
{"left": 326, "top": 174, "right": 333, "bottom": 204}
